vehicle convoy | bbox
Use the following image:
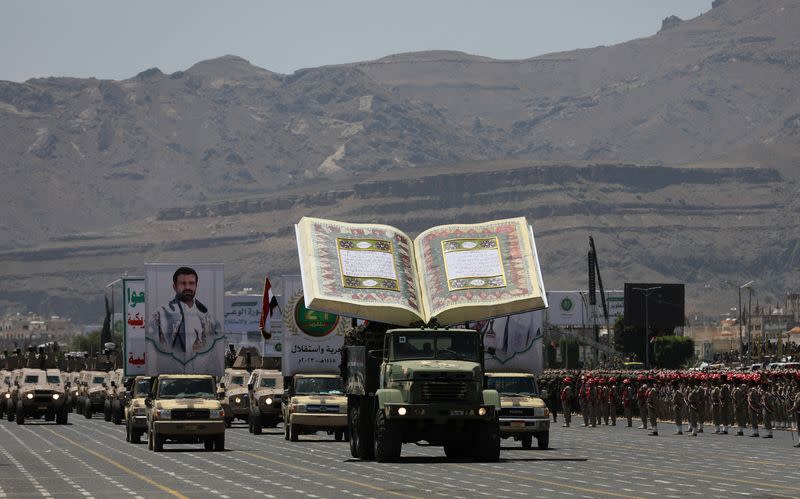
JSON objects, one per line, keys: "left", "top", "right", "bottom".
{"left": 218, "top": 368, "right": 250, "bottom": 427}
{"left": 283, "top": 373, "right": 348, "bottom": 441}
{"left": 146, "top": 374, "right": 226, "bottom": 452}
{"left": 486, "top": 372, "right": 550, "bottom": 449}
{"left": 125, "top": 376, "right": 153, "bottom": 444}
{"left": 343, "top": 325, "right": 501, "bottom": 462}
{"left": 7, "top": 368, "right": 68, "bottom": 424}
{"left": 247, "top": 368, "right": 283, "bottom": 434}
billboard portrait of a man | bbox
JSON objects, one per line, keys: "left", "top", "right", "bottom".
{"left": 145, "top": 263, "right": 225, "bottom": 376}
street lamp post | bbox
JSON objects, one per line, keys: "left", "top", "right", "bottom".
{"left": 633, "top": 286, "right": 661, "bottom": 368}
{"left": 738, "top": 281, "right": 754, "bottom": 364}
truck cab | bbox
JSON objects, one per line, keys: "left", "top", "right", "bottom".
{"left": 344, "top": 328, "right": 500, "bottom": 462}
{"left": 146, "top": 374, "right": 226, "bottom": 452}
{"left": 124, "top": 376, "right": 153, "bottom": 444}
{"left": 282, "top": 373, "right": 348, "bottom": 441}
{"left": 81, "top": 371, "right": 110, "bottom": 418}
{"left": 485, "top": 372, "right": 550, "bottom": 449}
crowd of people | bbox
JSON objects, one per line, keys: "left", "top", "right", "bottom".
{"left": 537, "top": 369, "right": 800, "bottom": 446}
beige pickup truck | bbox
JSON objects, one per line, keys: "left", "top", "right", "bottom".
{"left": 282, "top": 373, "right": 348, "bottom": 442}
{"left": 486, "top": 372, "right": 550, "bottom": 449}
{"left": 146, "top": 374, "right": 226, "bottom": 452}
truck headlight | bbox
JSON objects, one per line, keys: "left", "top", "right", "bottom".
{"left": 265, "top": 397, "right": 273, "bottom": 405}
{"left": 26, "top": 393, "right": 34, "bottom": 400}
{"left": 478, "top": 407, "right": 487, "bottom": 416}
{"left": 4, "top": 393, "right": 9, "bottom": 399}
{"left": 156, "top": 409, "right": 171, "bottom": 420}
{"left": 209, "top": 409, "right": 224, "bottom": 419}
{"left": 52, "top": 393, "right": 60, "bottom": 400}
{"left": 234, "top": 397, "right": 241, "bottom": 404}
{"left": 397, "top": 407, "right": 407, "bottom": 416}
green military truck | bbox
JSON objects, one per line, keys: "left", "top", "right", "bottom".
{"left": 343, "top": 326, "right": 500, "bottom": 462}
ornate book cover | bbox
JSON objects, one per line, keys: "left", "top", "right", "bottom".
{"left": 295, "top": 216, "right": 547, "bottom": 326}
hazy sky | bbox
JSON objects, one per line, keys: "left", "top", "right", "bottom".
{"left": 1, "top": 1, "right": 711, "bottom": 82}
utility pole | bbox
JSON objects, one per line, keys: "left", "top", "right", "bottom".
{"left": 632, "top": 286, "right": 661, "bottom": 368}
{"left": 738, "top": 280, "right": 753, "bottom": 364}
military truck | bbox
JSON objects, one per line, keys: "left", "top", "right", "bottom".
{"left": 80, "top": 371, "right": 110, "bottom": 419}
{"left": 7, "top": 368, "right": 68, "bottom": 424}
{"left": 282, "top": 373, "right": 348, "bottom": 441}
{"left": 0, "top": 370, "right": 12, "bottom": 418}
{"left": 124, "top": 376, "right": 153, "bottom": 444}
{"left": 485, "top": 372, "right": 550, "bottom": 449}
{"left": 146, "top": 374, "right": 226, "bottom": 452}
{"left": 218, "top": 368, "right": 250, "bottom": 427}
{"left": 343, "top": 325, "right": 501, "bottom": 462}
{"left": 246, "top": 369, "right": 283, "bottom": 434}
{"left": 102, "top": 369, "right": 126, "bottom": 424}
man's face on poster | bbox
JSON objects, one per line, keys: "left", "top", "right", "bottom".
{"left": 173, "top": 273, "right": 197, "bottom": 304}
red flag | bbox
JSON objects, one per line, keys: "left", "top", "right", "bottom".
{"left": 259, "top": 276, "right": 273, "bottom": 331}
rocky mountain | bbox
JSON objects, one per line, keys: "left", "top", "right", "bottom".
{"left": 0, "top": 0, "right": 799, "bottom": 321}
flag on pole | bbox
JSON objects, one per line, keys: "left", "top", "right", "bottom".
{"left": 259, "top": 276, "right": 279, "bottom": 338}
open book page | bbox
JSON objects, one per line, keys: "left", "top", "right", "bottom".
{"left": 295, "top": 217, "right": 425, "bottom": 325}
{"left": 413, "top": 217, "right": 547, "bottom": 325}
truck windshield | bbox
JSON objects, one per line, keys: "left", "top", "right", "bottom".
{"left": 46, "top": 375, "right": 61, "bottom": 384}
{"left": 24, "top": 375, "right": 39, "bottom": 384}
{"left": 295, "top": 377, "right": 342, "bottom": 395}
{"left": 133, "top": 378, "right": 152, "bottom": 397}
{"left": 229, "top": 376, "right": 245, "bottom": 386}
{"left": 486, "top": 377, "right": 539, "bottom": 397}
{"left": 391, "top": 333, "right": 479, "bottom": 362}
{"left": 92, "top": 376, "right": 106, "bottom": 384}
{"left": 259, "top": 378, "right": 277, "bottom": 388}
{"left": 158, "top": 378, "right": 215, "bottom": 399}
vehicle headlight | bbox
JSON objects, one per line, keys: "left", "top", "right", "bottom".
{"left": 397, "top": 407, "right": 407, "bottom": 416}
{"left": 74, "top": 391, "right": 79, "bottom": 396}
{"left": 265, "top": 397, "right": 273, "bottom": 405}
{"left": 52, "top": 393, "right": 60, "bottom": 400}
{"left": 478, "top": 407, "right": 487, "bottom": 416}
{"left": 234, "top": 397, "right": 241, "bottom": 404}
{"left": 4, "top": 393, "right": 9, "bottom": 399}
{"left": 209, "top": 409, "right": 224, "bottom": 419}
{"left": 156, "top": 409, "right": 171, "bottom": 420}
{"left": 26, "top": 393, "right": 34, "bottom": 400}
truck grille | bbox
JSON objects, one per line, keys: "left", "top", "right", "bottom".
{"left": 306, "top": 405, "right": 339, "bottom": 413}
{"left": 33, "top": 391, "right": 54, "bottom": 402}
{"left": 171, "top": 409, "right": 210, "bottom": 420}
{"left": 420, "top": 381, "right": 468, "bottom": 402}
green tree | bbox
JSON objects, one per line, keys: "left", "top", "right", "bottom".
{"left": 652, "top": 336, "right": 695, "bottom": 369}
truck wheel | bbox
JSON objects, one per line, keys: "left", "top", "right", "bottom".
{"left": 250, "top": 409, "right": 262, "bottom": 435}
{"left": 125, "top": 422, "right": 131, "bottom": 442}
{"left": 45, "top": 410, "right": 55, "bottom": 422}
{"left": 224, "top": 417, "right": 233, "bottom": 428}
{"left": 0, "top": 401, "right": 5, "bottom": 418}
{"left": 112, "top": 400, "right": 123, "bottom": 425}
{"left": 15, "top": 405, "right": 24, "bottom": 425}
{"left": 214, "top": 434, "right": 225, "bottom": 451}
{"left": 153, "top": 432, "right": 164, "bottom": 452}
{"left": 103, "top": 400, "right": 112, "bottom": 421}
{"left": 334, "top": 430, "right": 344, "bottom": 441}
{"left": 536, "top": 432, "right": 549, "bottom": 450}
{"left": 373, "top": 411, "right": 401, "bottom": 462}
{"left": 443, "top": 440, "right": 470, "bottom": 459}
{"left": 84, "top": 403, "right": 92, "bottom": 419}
{"left": 521, "top": 435, "right": 533, "bottom": 449}
{"left": 476, "top": 420, "right": 500, "bottom": 462}
{"left": 56, "top": 406, "right": 68, "bottom": 425}
{"left": 130, "top": 429, "right": 141, "bottom": 445}
{"left": 148, "top": 430, "right": 154, "bottom": 450}
{"left": 7, "top": 401, "right": 14, "bottom": 422}
{"left": 289, "top": 423, "right": 299, "bottom": 442}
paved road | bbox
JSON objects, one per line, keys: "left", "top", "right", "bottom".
{"left": 0, "top": 415, "right": 798, "bottom": 498}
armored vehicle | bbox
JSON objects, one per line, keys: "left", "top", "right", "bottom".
{"left": 218, "top": 369, "right": 250, "bottom": 427}
{"left": 0, "top": 370, "right": 12, "bottom": 418}
{"left": 65, "top": 372, "right": 81, "bottom": 412}
{"left": 103, "top": 369, "right": 126, "bottom": 424}
{"left": 246, "top": 369, "right": 283, "bottom": 434}
{"left": 485, "top": 372, "right": 550, "bottom": 449}
{"left": 80, "top": 371, "right": 110, "bottom": 418}
{"left": 7, "top": 368, "right": 68, "bottom": 424}
{"left": 343, "top": 327, "right": 501, "bottom": 462}
{"left": 146, "top": 374, "right": 225, "bottom": 452}
{"left": 282, "top": 373, "right": 348, "bottom": 441}
{"left": 125, "top": 376, "right": 153, "bottom": 444}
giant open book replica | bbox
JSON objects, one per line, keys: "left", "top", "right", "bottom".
{"left": 295, "top": 216, "right": 547, "bottom": 326}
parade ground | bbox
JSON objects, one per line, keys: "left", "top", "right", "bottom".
{"left": 0, "top": 416, "right": 797, "bottom": 499}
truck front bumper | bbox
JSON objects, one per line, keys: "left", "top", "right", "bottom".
{"left": 498, "top": 416, "right": 550, "bottom": 435}
{"left": 290, "top": 413, "right": 347, "bottom": 428}
{"left": 152, "top": 420, "right": 225, "bottom": 436}
{"left": 384, "top": 403, "right": 496, "bottom": 424}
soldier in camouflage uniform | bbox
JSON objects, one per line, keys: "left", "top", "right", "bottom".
{"left": 637, "top": 378, "right": 649, "bottom": 430}
{"left": 733, "top": 377, "right": 748, "bottom": 436}
{"left": 747, "top": 377, "right": 762, "bottom": 437}
{"left": 607, "top": 377, "right": 618, "bottom": 426}
{"left": 672, "top": 379, "right": 685, "bottom": 435}
{"left": 687, "top": 379, "right": 704, "bottom": 437}
{"left": 720, "top": 374, "right": 732, "bottom": 434}
{"left": 647, "top": 382, "right": 659, "bottom": 436}
{"left": 579, "top": 376, "right": 590, "bottom": 427}
{"left": 588, "top": 379, "right": 598, "bottom": 428}
{"left": 598, "top": 378, "right": 609, "bottom": 425}
{"left": 761, "top": 378, "right": 775, "bottom": 438}
{"left": 792, "top": 376, "right": 800, "bottom": 448}
{"left": 711, "top": 377, "right": 723, "bottom": 434}
{"left": 561, "top": 377, "right": 574, "bottom": 427}
{"left": 622, "top": 378, "right": 635, "bottom": 427}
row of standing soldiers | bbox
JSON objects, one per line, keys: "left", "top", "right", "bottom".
{"left": 539, "top": 371, "right": 800, "bottom": 446}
